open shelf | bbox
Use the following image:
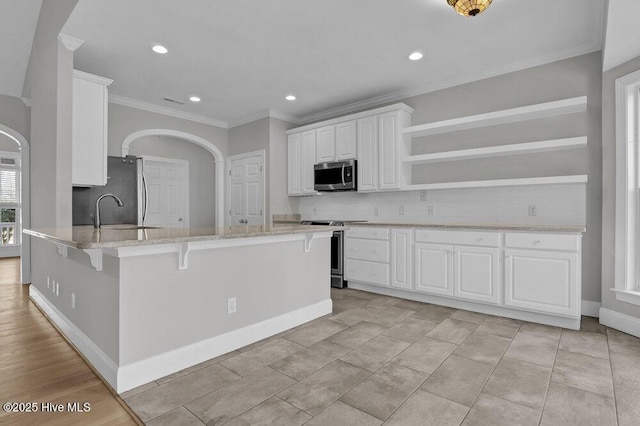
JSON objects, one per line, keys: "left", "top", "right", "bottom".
{"left": 402, "top": 96, "right": 587, "bottom": 138}
{"left": 402, "top": 175, "right": 588, "bottom": 191}
{"left": 402, "top": 137, "right": 587, "bottom": 165}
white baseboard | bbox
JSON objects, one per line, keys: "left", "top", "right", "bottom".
{"left": 599, "top": 308, "right": 640, "bottom": 338}
{"left": 581, "top": 300, "right": 602, "bottom": 318}
{"left": 117, "top": 299, "right": 332, "bottom": 393}
{"left": 29, "top": 286, "right": 119, "bottom": 387}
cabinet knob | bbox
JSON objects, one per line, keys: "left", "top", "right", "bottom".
{"left": 533, "top": 240, "right": 542, "bottom": 245}
{"left": 477, "top": 238, "right": 484, "bottom": 241}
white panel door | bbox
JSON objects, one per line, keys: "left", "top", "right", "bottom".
{"left": 228, "top": 153, "right": 264, "bottom": 226}
{"left": 391, "top": 228, "right": 413, "bottom": 290}
{"left": 414, "top": 243, "right": 453, "bottom": 296}
{"left": 378, "top": 111, "right": 399, "bottom": 190}
{"left": 356, "top": 116, "right": 378, "bottom": 192}
{"left": 301, "top": 130, "right": 317, "bottom": 194}
{"left": 287, "top": 133, "right": 301, "bottom": 195}
{"left": 504, "top": 249, "right": 579, "bottom": 317}
{"left": 315, "top": 125, "right": 336, "bottom": 163}
{"left": 143, "top": 158, "right": 188, "bottom": 228}
{"left": 335, "top": 120, "right": 357, "bottom": 160}
{"left": 454, "top": 246, "right": 500, "bottom": 305}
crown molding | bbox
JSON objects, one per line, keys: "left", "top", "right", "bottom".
{"left": 228, "top": 109, "right": 303, "bottom": 129}
{"left": 108, "top": 95, "right": 229, "bottom": 129}
{"left": 73, "top": 70, "right": 113, "bottom": 86}
{"left": 295, "top": 42, "right": 602, "bottom": 125}
{"left": 58, "top": 34, "right": 84, "bottom": 51}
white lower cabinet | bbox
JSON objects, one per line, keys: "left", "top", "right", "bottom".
{"left": 391, "top": 229, "right": 412, "bottom": 290}
{"left": 504, "top": 249, "right": 579, "bottom": 317}
{"left": 414, "top": 243, "right": 453, "bottom": 296}
{"left": 454, "top": 246, "right": 500, "bottom": 305}
{"left": 347, "top": 226, "right": 583, "bottom": 326}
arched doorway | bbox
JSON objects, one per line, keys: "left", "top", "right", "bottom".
{"left": 0, "top": 124, "right": 31, "bottom": 284}
{"left": 121, "top": 129, "right": 224, "bottom": 228}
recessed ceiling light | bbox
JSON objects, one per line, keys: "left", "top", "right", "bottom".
{"left": 151, "top": 44, "right": 168, "bottom": 54}
{"left": 409, "top": 51, "right": 423, "bottom": 61}
{"left": 189, "top": 96, "right": 201, "bottom": 102}
{"left": 285, "top": 95, "right": 296, "bottom": 101}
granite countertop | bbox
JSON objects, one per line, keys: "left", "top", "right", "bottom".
{"left": 24, "top": 224, "right": 342, "bottom": 249}
{"left": 343, "top": 222, "right": 586, "bottom": 233}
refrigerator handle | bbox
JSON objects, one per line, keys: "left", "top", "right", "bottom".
{"left": 142, "top": 172, "right": 148, "bottom": 225}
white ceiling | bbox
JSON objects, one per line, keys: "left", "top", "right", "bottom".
{"left": 602, "top": 0, "right": 640, "bottom": 71}
{"left": 0, "top": 0, "right": 41, "bottom": 98}
{"left": 59, "top": 0, "right": 604, "bottom": 127}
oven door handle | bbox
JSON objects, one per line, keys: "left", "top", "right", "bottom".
{"left": 341, "top": 164, "right": 346, "bottom": 187}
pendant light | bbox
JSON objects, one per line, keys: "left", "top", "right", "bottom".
{"left": 447, "top": 0, "right": 492, "bottom": 17}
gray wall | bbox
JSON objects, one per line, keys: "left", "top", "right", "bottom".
{"left": 127, "top": 135, "right": 216, "bottom": 228}
{"left": 601, "top": 54, "right": 640, "bottom": 320}
{"left": 0, "top": 134, "right": 20, "bottom": 152}
{"left": 0, "top": 94, "right": 30, "bottom": 140}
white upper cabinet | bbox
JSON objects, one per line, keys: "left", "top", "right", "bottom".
{"left": 379, "top": 110, "right": 411, "bottom": 190}
{"left": 72, "top": 70, "right": 112, "bottom": 186}
{"left": 287, "top": 133, "right": 301, "bottom": 195}
{"left": 315, "top": 125, "right": 336, "bottom": 163}
{"left": 356, "top": 115, "right": 378, "bottom": 192}
{"left": 301, "top": 130, "right": 317, "bottom": 194}
{"left": 335, "top": 120, "right": 357, "bottom": 160}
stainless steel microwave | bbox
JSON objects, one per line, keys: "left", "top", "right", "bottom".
{"left": 314, "top": 159, "right": 357, "bottom": 192}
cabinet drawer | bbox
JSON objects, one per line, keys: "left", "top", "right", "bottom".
{"left": 345, "top": 259, "right": 389, "bottom": 287}
{"left": 415, "top": 229, "right": 500, "bottom": 247}
{"left": 345, "top": 238, "right": 389, "bottom": 262}
{"left": 505, "top": 233, "right": 580, "bottom": 251}
{"left": 345, "top": 226, "right": 389, "bottom": 240}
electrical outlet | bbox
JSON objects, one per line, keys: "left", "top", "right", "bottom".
{"left": 71, "top": 292, "right": 76, "bottom": 309}
{"left": 55, "top": 281, "right": 60, "bottom": 296}
{"left": 427, "top": 205, "right": 434, "bottom": 216}
{"left": 51, "top": 280, "right": 56, "bottom": 293}
{"left": 420, "top": 191, "right": 427, "bottom": 201}
{"left": 373, "top": 207, "right": 379, "bottom": 216}
{"left": 399, "top": 206, "right": 405, "bottom": 215}
{"left": 47, "top": 276, "right": 50, "bottom": 289}
{"left": 228, "top": 297, "right": 237, "bottom": 314}
{"left": 528, "top": 204, "right": 537, "bottom": 216}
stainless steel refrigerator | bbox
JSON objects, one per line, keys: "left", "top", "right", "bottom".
{"left": 72, "top": 156, "right": 146, "bottom": 226}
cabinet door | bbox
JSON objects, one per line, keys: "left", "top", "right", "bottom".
{"left": 378, "top": 111, "right": 399, "bottom": 190}
{"left": 356, "top": 116, "right": 378, "bottom": 192}
{"left": 287, "top": 133, "right": 301, "bottom": 195}
{"left": 391, "top": 228, "right": 413, "bottom": 290}
{"left": 504, "top": 249, "right": 579, "bottom": 317}
{"left": 315, "top": 125, "right": 336, "bottom": 163}
{"left": 454, "top": 246, "right": 500, "bottom": 305}
{"left": 301, "top": 130, "right": 317, "bottom": 194}
{"left": 335, "top": 121, "right": 356, "bottom": 160}
{"left": 414, "top": 243, "right": 453, "bottom": 296}
{"left": 72, "top": 74, "right": 109, "bottom": 186}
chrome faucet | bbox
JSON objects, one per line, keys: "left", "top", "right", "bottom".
{"left": 91, "top": 193, "right": 124, "bottom": 228}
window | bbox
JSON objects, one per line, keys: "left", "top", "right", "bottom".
{"left": 613, "top": 70, "right": 640, "bottom": 304}
{"left": 0, "top": 153, "right": 20, "bottom": 248}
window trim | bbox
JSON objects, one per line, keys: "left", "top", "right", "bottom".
{"left": 613, "top": 69, "right": 640, "bottom": 305}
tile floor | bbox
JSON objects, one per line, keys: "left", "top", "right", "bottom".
{"left": 122, "top": 289, "right": 640, "bottom": 425}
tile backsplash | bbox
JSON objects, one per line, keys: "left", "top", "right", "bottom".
{"left": 298, "top": 184, "right": 585, "bottom": 226}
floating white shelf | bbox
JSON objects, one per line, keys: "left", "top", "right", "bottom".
{"left": 402, "top": 137, "right": 587, "bottom": 165}
{"left": 402, "top": 175, "right": 588, "bottom": 191}
{"left": 402, "top": 96, "right": 587, "bottom": 138}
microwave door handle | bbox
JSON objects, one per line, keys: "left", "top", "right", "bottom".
{"left": 341, "top": 164, "right": 346, "bottom": 186}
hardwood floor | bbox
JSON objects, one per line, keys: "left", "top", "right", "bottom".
{"left": 0, "top": 257, "right": 138, "bottom": 425}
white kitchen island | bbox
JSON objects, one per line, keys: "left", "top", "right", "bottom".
{"left": 24, "top": 224, "right": 338, "bottom": 393}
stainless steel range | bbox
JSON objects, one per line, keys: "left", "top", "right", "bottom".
{"left": 301, "top": 220, "right": 365, "bottom": 288}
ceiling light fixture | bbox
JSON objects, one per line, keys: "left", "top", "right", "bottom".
{"left": 151, "top": 44, "right": 168, "bottom": 54}
{"left": 447, "top": 0, "right": 492, "bottom": 17}
{"left": 189, "top": 96, "right": 201, "bottom": 102}
{"left": 285, "top": 95, "right": 296, "bottom": 101}
{"left": 409, "top": 51, "right": 423, "bottom": 61}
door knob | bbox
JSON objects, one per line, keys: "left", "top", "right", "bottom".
{"left": 178, "top": 217, "right": 183, "bottom": 222}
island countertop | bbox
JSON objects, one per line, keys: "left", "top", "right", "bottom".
{"left": 24, "top": 223, "right": 342, "bottom": 249}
